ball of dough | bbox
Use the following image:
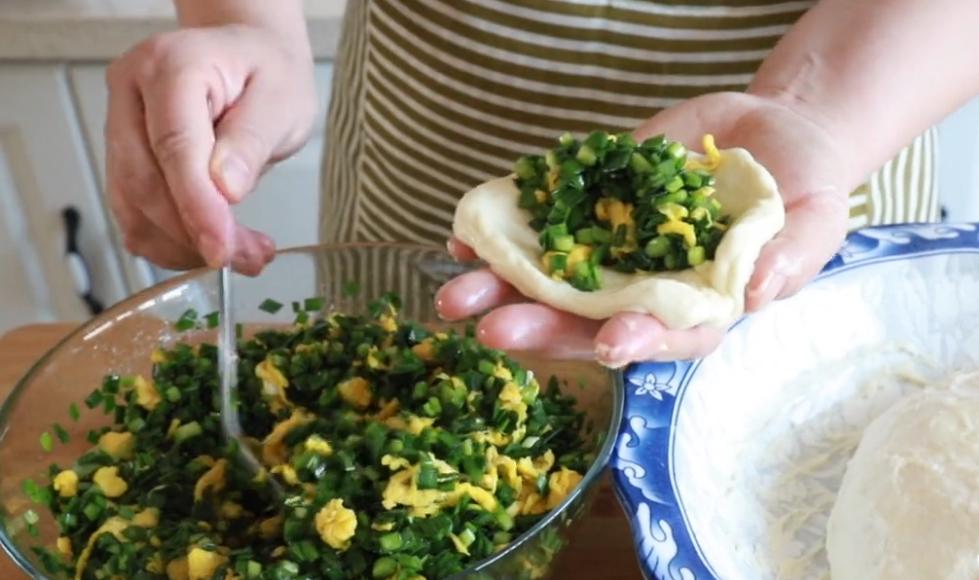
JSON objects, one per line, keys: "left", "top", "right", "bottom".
{"left": 826, "top": 387, "right": 979, "bottom": 580}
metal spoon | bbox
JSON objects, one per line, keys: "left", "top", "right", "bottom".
{"left": 217, "top": 265, "right": 284, "bottom": 499}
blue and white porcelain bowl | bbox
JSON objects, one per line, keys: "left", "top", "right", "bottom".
{"left": 611, "top": 222, "right": 979, "bottom": 580}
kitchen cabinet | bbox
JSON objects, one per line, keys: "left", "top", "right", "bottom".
{"left": 0, "top": 65, "right": 128, "bottom": 331}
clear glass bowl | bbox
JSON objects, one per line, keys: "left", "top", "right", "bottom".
{"left": 0, "top": 243, "right": 623, "bottom": 579}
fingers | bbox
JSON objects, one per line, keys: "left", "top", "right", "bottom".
{"left": 446, "top": 237, "right": 479, "bottom": 262}
{"left": 142, "top": 70, "right": 235, "bottom": 267}
{"left": 477, "top": 303, "right": 601, "bottom": 359}
{"left": 210, "top": 77, "right": 311, "bottom": 203}
{"left": 105, "top": 77, "right": 194, "bottom": 248}
{"left": 746, "top": 188, "right": 849, "bottom": 311}
{"left": 434, "top": 268, "right": 523, "bottom": 320}
{"left": 594, "top": 312, "right": 725, "bottom": 368}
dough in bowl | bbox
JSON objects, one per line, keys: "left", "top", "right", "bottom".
{"left": 826, "top": 380, "right": 979, "bottom": 580}
{"left": 452, "top": 147, "right": 784, "bottom": 330}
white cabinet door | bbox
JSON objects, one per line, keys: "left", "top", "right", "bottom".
{"left": 70, "top": 63, "right": 334, "bottom": 286}
{"left": 0, "top": 65, "right": 128, "bottom": 333}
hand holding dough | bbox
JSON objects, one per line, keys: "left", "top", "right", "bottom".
{"left": 452, "top": 147, "right": 785, "bottom": 330}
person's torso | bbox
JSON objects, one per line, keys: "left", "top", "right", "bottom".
{"left": 322, "top": 0, "right": 938, "bottom": 245}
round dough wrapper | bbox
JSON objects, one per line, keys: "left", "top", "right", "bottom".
{"left": 452, "top": 147, "right": 785, "bottom": 329}
{"left": 827, "top": 385, "right": 979, "bottom": 580}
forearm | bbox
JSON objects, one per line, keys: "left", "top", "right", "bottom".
{"left": 750, "top": 0, "right": 979, "bottom": 187}
{"left": 174, "top": 0, "right": 311, "bottom": 58}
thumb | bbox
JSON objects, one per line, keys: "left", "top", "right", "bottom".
{"left": 745, "top": 189, "right": 849, "bottom": 312}
{"left": 209, "top": 82, "right": 290, "bottom": 203}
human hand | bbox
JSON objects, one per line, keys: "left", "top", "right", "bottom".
{"left": 105, "top": 25, "right": 317, "bottom": 275}
{"left": 436, "top": 92, "right": 854, "bottom": 367}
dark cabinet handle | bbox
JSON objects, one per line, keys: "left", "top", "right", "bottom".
{"left": 62, "top": 207, "right": 104, "bottom": 316}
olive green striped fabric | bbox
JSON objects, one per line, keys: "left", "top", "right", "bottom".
{"left": 320, "top": 0, "right": 939, "bottom": 246}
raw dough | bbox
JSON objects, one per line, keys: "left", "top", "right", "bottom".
{"left": 826, "top": 379, "right": 979, "bottom": 580}
{"left": 452, "top": 147, "right": 784, "bottom": 329}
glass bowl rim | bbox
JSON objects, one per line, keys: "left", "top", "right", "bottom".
{"left": 0, "top": 241, "right": 625, "bottom": 578}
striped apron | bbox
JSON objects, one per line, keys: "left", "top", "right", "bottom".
{"left": 321, "top": 0, "right": 939, "bottom": 246}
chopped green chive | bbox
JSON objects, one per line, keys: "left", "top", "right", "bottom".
{"left": 39, "top": 432, "right": 54, "bottom": 453}
{"left": 68, "top": 402, "right": 80, "bottom": 422}
{"left": 258, "top": 298, "right": 284, "bottom": 314}
{"left": 174, "top": 309, "right": 198, "bottom": 332}
{"left": 53, "top": 423, "right": 70, "bottom": 444}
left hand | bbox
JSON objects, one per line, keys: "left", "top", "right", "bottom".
{"left": 434, "top": 92, "right": 854, "bottom": 367}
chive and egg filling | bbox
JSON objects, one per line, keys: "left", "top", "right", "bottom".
{"left": 514, "top": 131, "right": 730, "bottom": 291}
{"left": 23, "top": 295, "right": 592, "bottom": 580}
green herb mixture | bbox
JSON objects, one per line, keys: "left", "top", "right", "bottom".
{"left": 514, "top": 131, "right": 730, "bottom": 291}
{"left": 25, "top": 295, "right": 592, "bottom": 580}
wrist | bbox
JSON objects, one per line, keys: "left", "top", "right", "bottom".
{"left": 174, "top": 0, "right": 311, "bottom": 62}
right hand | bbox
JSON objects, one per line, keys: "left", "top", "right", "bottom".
{"left": 105, "top": 25, "right": 317, "bottom": 275}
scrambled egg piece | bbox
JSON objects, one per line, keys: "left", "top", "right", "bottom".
{"left": 74, "top": 517, "right": 129, "bottom": 580}
{"left": 374, "top": 399, "right": 401, "bottom": 420}
{"left": 685, "top": 134, "right": 721, "bottom": 172}
{"left": 220, "top": 501, "right": 245, "bottom": 520}
{"left": 448, "top": 483, "right": 498, "bottom": 512}
{"left": 271, "top": 464, "right": 300, "bottom": 485}
{"left": 516, "top": 450, "right": 555, "bottom": 481}
{"left": 378, "top": 313, "right": 399, "bottom": 333}
{"left": 93, "top": 466, "right": 127, "bottom": 498}
{"left": 53, "top": 469, "right": 79, "bottom": 498}
{"left": 381, "top": 454, "right": 412, "bottom": 471}
{"left": 133, "top": 375, "right": 161, "bottom": 411}
{"left": 304, "top": 434, "right": 333, "bottom": 456}
{"left": 131, "top": 507, "right": 160, "bottom": 528}
{"left": 256, "top": 357, "right": 290, "bottom": 412}
{"left": 567, "top": 244, "right": 593, "bottom": 272}
{"left": 595, "top": 197, "right": 637, "bottom": 251}
{"left": 98, "top": 431, "right": 135, "bottom": 460}
{"left": 338, "top": 377, "right": 372, "bottom": 410}
{"left": 384, "top": 413, "right": 435, "bottom": 435}
{"left": 657, "top": 220, "right": 696, "bottom": 249}
{"left": 56, "top": 536, "right": 72, "bottom": 558}
{"left": 193, "top": 458, "right": 227, "bottom": 502}
{"left": 546, "top": 467, "right": 584, "bottom": 510}
{"left": 472, "top": 429, "right": 511, "bottom": 447}
{"left": 499, "top": 382, "right": 528, "bottom": 422}
{"left": 187, "top": 547, "right": 227, "bottom": 580}
{"left": 491, "top": 364, "right": 512, "bottom": 382}
{"left": 658, "top": 202, "right": 689, "bottom": 222}
{"left": 492, "top": 452, "right": 521, "bottom": 490}
{"left": 165, "top": 557, "right": 189, "bottom": 580}
{"left": 257, "top": 515, "right": 283, "bottom": 539}
{"left": 315, "top": 498, "right": 358, "bottom": 551}
{"left": 262, "top": 409, "right": 314, "bottom": 465}
{"left": 150, "top": 349, "right": 168, "bottom": 364}
{"left": 411, "top": 339, "right": 436, "bottom": 362}
{"left": 381, "top": 466, "right": 446, "bottom": 517}
{"left": 74, "top": 510, "right": 161, "bottom": 579}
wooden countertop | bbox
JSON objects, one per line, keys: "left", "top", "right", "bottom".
{"left": 0, "top": 324, "right": 643, "bottom": 579}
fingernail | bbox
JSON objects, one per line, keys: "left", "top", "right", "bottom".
{"left": 747, "top": 272, "right": 787, "bottom": 310}
{"left": 198, "top": 233, "right": 225, "bottom": 268}
{"left": 446, "top": 238, "right": 463, "bottom": 261}
{"left": 218, "top": 155, "right": 252, "bottom": 202}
